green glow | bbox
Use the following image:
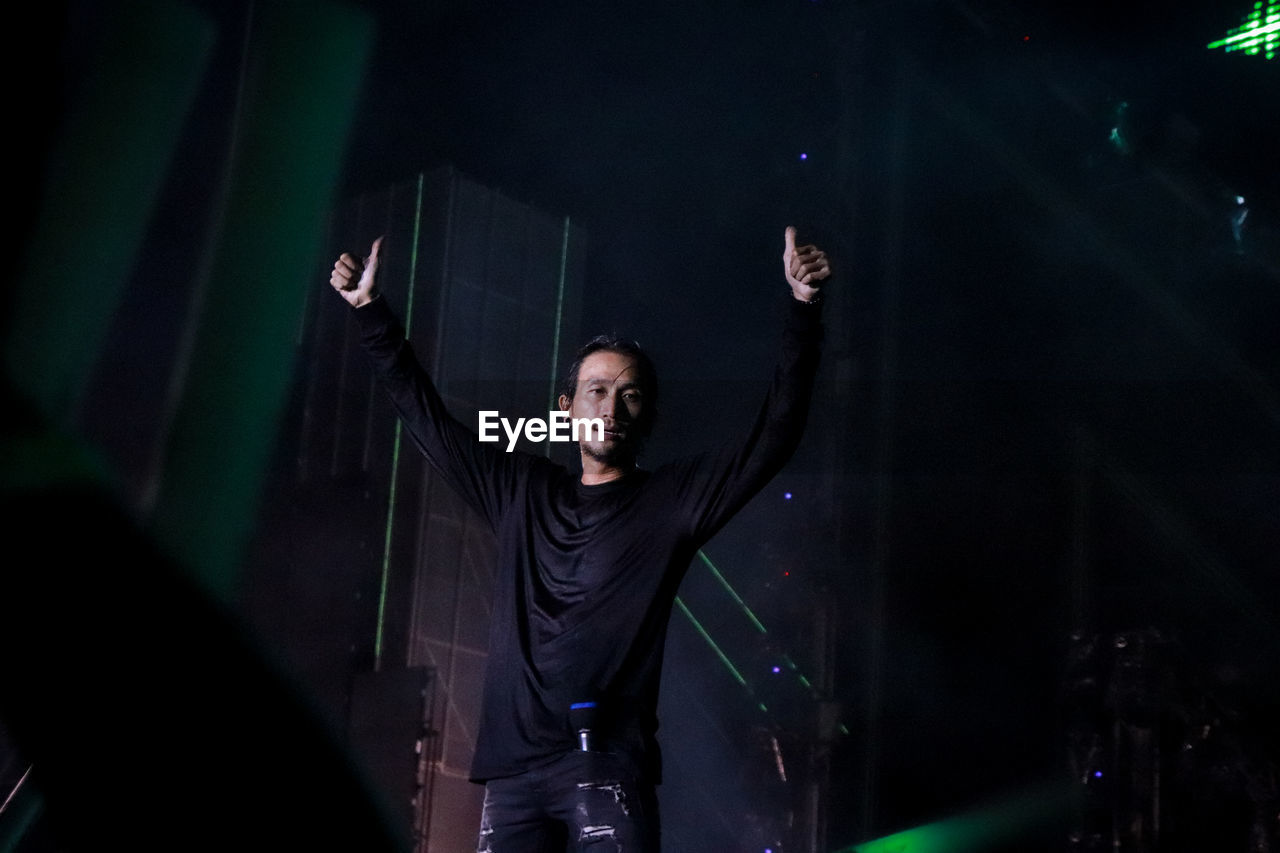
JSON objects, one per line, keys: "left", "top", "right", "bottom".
{"left": 6, "top": 4, "right": 214, "bottom": 428}
{"left": 850, "top": 822, "right": 968, "bottom": 853}
{"left": 1108, "top": 101, "right": 1131, "bottom": 154}
{"left": 0, "top": 764, "right": 40, "bottom": 852}
{"left": 1207, "top": 0, "right": 1278, "bottom": 59}
{"left": 147, "top": 3, "right": 374, "bottom": 599}
{"left": 837, "top": 781, "right": 1072, "bottom": 853}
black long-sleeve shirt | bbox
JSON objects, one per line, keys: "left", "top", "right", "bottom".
{"left": 354, "top": 295, "right": 823, "bottom": 783}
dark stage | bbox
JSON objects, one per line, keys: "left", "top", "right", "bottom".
{"left": 4, "top": 1, "right": 1277, "bottom": 851}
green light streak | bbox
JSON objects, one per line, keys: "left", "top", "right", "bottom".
{"left": 783, "top": 655, "right": 814, "bottom": 691}
{"left": 404, "top": 175, "right": 425, "bottom": 334}
{"left": 375, "top": 426, "right": 405, "bottom": 671}
{"left": 1206, "top": 20, "right": 1280, "bottom": 48}
{"left": 546, "top": 216, "right": 571, "bottom": 455}
{"left": 675, "top": 596, "right": 767, "bottom": 713}
{"left": 697, "top": 550, "right": 827, "bottom": 701}
{"left": 675, "top": 596, "right": 748, "bottom": 687}
{"left": 697, "top": 550, "right": 767, "bottom": 633}
{"left": 1207, "top": 1, "right": 1278, "bottom": 59}
{"left": 373, "top": 174, "right": 426, "bottom": 670}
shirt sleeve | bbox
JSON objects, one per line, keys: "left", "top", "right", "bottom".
{"left": 671, "top": 296, "right": 825, "bottom": 545}
{"left": 351, "top": 296, "right": 528, "bottom": 530}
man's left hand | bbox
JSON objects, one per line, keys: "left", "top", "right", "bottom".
{"left": 783, "top": 226, "right": 831, "bottom": 303}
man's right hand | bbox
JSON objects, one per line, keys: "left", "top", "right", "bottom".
{"left": 330, "top": 236, "right": 382, "bottom": 308}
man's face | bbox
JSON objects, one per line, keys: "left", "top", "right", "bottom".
{"left": 558, "top": 350, "right": 647, "bottom": 464}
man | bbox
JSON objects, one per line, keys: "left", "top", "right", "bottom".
{"left": 330, "top": 225, "right": 830, "bottom": 851}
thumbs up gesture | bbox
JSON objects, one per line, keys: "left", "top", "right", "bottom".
{"left": 783, "top": 226, "right": 830, "bottom": 303}
{"left": 330, "top": 236, "right": 383, "bottom": 308}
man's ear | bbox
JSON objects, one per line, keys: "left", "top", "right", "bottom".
{"left": 557, "top": 394, "right": 571, "bottom": 412}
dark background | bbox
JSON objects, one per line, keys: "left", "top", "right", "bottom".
{"left": 7, "top": 0, "right": 1278, "bottom": 851}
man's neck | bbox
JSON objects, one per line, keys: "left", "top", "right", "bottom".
{"left": 578, "top": 455, "right": 635, "bottom": 486}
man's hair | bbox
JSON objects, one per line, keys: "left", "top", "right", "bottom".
{"left": 559, "top": 334, "right": 659, "bottom": 434}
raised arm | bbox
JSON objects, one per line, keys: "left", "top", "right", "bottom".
{"left": 329, "top": 237, "right": 526, "bottom": 530}
{"left": 680, "top": 226, "right": 832, "bottom": 543}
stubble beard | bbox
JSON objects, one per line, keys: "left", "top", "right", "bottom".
{"left": 579, "top": 439, "right": 637, "bottom": 469}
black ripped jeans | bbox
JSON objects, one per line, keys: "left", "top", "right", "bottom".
{"left": 476, "top": 749, "right": 660, "bottom": 852}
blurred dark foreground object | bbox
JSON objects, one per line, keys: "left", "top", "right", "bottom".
{"left": 0, "top": 401, "right": 406, "bottom": 853}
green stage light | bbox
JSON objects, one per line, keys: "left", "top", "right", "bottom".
{"left": 1207, "top": 1, "right": 1278, "bottom": 60}
{"left": 836, "top": 781, "right": 1073, "bottom": 853}
{"left": 674, "top": 596, "right": 768, "bottom": 714}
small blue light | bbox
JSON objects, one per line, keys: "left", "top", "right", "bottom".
{"left": 1094, "top": 771, "right": 1103, "bottom": 778}
{"left": 772, "top": 666, "right": 781, "bottom": 674}
{"left": 783, "top": 492, "right": 792, "bottom": 500}
{"left": 799, "top": 152, "right": 808, "bottom": 161}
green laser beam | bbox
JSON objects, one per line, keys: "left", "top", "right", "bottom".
{"left": 675, "top": 596, "right": 769, "bottom": 714}
{"left": 697, "top": 550, "right": 768, "bottom": 633}
{"left": 697, "top": 549, "right": 825, "bottom": 700}
{"left": 374, "top": 174, "right": 426, "bottom": 669}
{"left": 546, "top": 216, "right": 571, "bottom": 442}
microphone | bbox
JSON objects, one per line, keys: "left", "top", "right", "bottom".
{"left": 569, "top": 701, "right": 598, "bottom": 751}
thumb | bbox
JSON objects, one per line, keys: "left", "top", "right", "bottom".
{"left": 358, "top": 236, "right": 383, "bottom": 291}
{"left": 784, "top": 226, "right": 797, "bottom": 255}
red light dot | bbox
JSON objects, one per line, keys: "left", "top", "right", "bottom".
{"left": 1023, "top": 34, "right": 1030, "bottom": 41}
